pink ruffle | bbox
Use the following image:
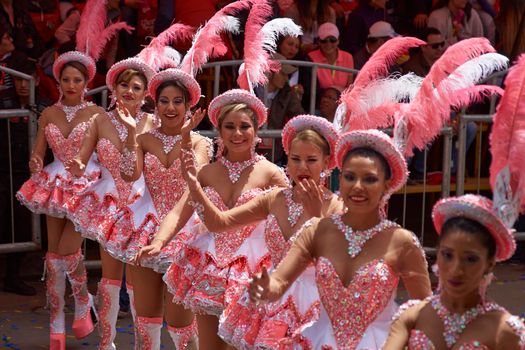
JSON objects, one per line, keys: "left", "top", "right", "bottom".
{"left": 17, "top": 169, "right": 99, "bottom": 218}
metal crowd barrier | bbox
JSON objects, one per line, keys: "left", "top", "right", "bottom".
{"left": 0, "top": 66, "right": 40, "bottom": 254}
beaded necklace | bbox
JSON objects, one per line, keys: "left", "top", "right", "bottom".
{"left": 284, "top": 188, "right": 303, "bottom": 227}
{"left": 55, "top": 101, "right": 94, "bottom": 123}
{"left": 331, "top": 214, "right": 399, "bottom": 258}
{"left": 149, "top": 129, "right": 182, "bottom": 154}
{"left": 218, "top": 154, "right": 265, "bottom": 183}
{"left": 108, "top": 110, "right": 148, "bottom": 142}
{"left": 431, "top": 295, "right": 503, "bottom": 348}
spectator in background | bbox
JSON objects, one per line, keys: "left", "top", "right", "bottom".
{"left": 1, "top": 56, "right": 49, "bottom": 296}
{"left": 308, "top": 22, "right": 354, "bottom": 91}
{"left": 0, "top": 24, "right": 15, "bottom": 109}
{"left": 353, "top": 20, "right": 398, "bottom": 70}
{"left": 472, "top": 0, "right": 496, "bottom": 44}
{"left": 284, "top": 0, "right": 336, "bottom": 53}
{"left": 392, "top": 0, "right": 432, "bottom": 35}
{"left": 341, "top": 0, "right": 389, "bottom": 54}
{"left": 495, "top": 0, "right": 525, "bottom": 62}
{"left": 317, "top": 85, "right": 342, "bottom": 122}
{"left": 402, "top": 27, "right": 445, "bottom": 77}
{"left": 428, "top": 0, "right": 484, "bottom": 46}
{"left": 54, "top": 3, "right": 80, "bottom": 45}
{"left": 0, "top": 0, "right": 43, "bottom": 59}
{"left": 277, "top": 35, "right": 305, "bottom": 95}
{"left": 256, "top": 53, "right": 304, "bottom": 164}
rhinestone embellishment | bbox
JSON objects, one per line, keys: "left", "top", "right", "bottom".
{"left": 331, "top": 214, "right": 399, "bottom": 258}
{"left": 431, "top": 295, "right": 503, "bottom": 348}
{"left": 55, "top": 101, "right": 94, "bottom": 123}
{"left": 284, "top": 188, "right": 303, "bottom": 227}
{"left": 218, "top": 154, "right": 265, "bottom": 183}
{"left": 108, "top": 110, "right": 128, "bottom": 142}
{"left": 149, "top": 129, "right": 182, "bottom": 154}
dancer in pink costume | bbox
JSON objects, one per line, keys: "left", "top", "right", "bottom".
{"left": 138, "top": 4, "right": 297, "bottom": 349}
{"left": 174, "top": 114, "right": 342, "bottom": 349}
{"left": 65, "top": 23, "right": 192, "bottom": 350}
{"left": 383, "top": 54, "right": 525, "bottom": 350}
{"left": 101, "top": 3, "right": 257, "bottom": 346}
{"left": 15, "top": 1, "right": 132, "bottom": 349}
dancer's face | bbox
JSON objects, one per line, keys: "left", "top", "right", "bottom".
{"left": 115, "top": 74, "right": 146, "bottom": 112}
{"left": 156, "top": 85, "right": 187, "bottom": 130}
{"left": 339, "top": 155, "right": 389, "bottom": 215}
{"left": 59, "top": 66, "right": 86, "bottom": 103}
{"left": 437, "top": 230, "right": 495, "bottom": 300}
{"left": 288, "top": 140, "right": 328, "bottom": 185}
{"left": 220, "top": 110, "right": 256, "bottom": 155}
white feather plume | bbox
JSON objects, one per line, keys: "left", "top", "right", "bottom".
{"left": 261, "top": 18, "right": 302, "bottom": 53}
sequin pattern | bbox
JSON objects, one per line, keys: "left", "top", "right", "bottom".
{"left": 96, "top": 139, "right": 133, "bottom": 206}
{"left": 203, "top": 186, "right": 265, "bottom": 266}
{"left": 408, "top": 330, "right": 490, "bottom": 350}
{"left": 315, "top": 257, "right": 398, "bottom": 349}
{"left": 45, "top": 123, "right": 90, "bottom": 164}
{"left": 264, "top": 214, "right": 305, "bottom": 266}
{"left": 143, "top": 153, "right": 186, "bottom": 220}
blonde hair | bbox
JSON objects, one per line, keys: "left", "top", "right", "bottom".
{"left": 291, "top": 129, "right": 330, "bottom": 156}
{"left": 217, "top": 103, "right": 258, "bottom": 130}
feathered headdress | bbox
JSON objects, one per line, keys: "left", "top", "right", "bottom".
{"left": 53, "top": 0, "right": 133, "bottom": 82}
{"left": 106, "top": 23, "right": 195, "bottom": 92}
{"left": 208, "top": 0, "right": 302, "bottom": 128}
{"left": 148, "top": 0, "right": 249, "bottom": 105}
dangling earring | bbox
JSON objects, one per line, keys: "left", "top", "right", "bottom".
{"left": 81, "top": 88, "right": 87, "bottom": 102}
{"left": 378, "top": 193, "right": 390, "bottom": 220}
{"left": 57, "top": 84, "right": 63, "bottom": 103}
{"left": 432, "top": 263, "right": 442, "bottom": 293}
{"left": 478, "top": 272, "right": 494, "bottom": 305}
{"left": 251, "top": 136, "right": 261, "bottom": 157}
{"left": 109, "top": 92, "right": 117, "bottom": 109}
{"left": 320, "top": 169, "right": 332, "bottom": 187}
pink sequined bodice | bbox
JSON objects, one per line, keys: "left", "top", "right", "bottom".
{"left": 203, "top": 186, "right": 265, "bottom": 266}
{"left": 408, "top": 330, "right": 489, "bottom": 350}
{"left": 143, "top": 153, "right": 186, "bottom": 220}
{"left": 264, "top": 214, "right": 306, "bottom": 266}
{"left": 45, "top": 123, "right": 89, "bottom": 164}
{"left": 96, "top": 139, "right": 133, "bottom": 205}
{"left": 315, "top": 257, "right": 398, "bottom": 349}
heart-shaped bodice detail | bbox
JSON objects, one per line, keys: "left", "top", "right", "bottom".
{"left": 315, "top": 257, "right": 398, "bottom": 349}
{"left": 96, "top": 138, "right": 133, "bottom": 205}
{"left": 143, "top": 153, "right": 186, "bottom": 220}
{"left": 45, "top": 123, "right": 89, "bottom": 164}
{"left": 203, "top": 186, "right": 265, "bottom": 266}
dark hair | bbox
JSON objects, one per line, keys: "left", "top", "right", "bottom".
{"left": 322, "top": 87, "right": 342, "bottom": 100}
{"left": 10, "top": 53, "right": 36, "bottom": 76}
{"left": 116, "top": 68, "right": 147, "bottom": 88}
{"left": 439, "top": 217, "right": 497, "bottom": 259}
{"left": 155, "top": 80, "right": 190, "bottom": 104}
{"left": 0, "top": 22, "right": 8, "bottom": 39}
{"left": 343, "top": 147, "right": 392, "bottom": 179}
{"left": 60, "top": 61, "right": 89, "bottom": 81}
{"left": 296, "top": 0, "right": 332, "bottom": 32}
{"left": 422, "top": 27, "right": 442, "bottom": 41}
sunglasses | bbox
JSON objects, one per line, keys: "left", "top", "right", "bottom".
{"left": 427, "top": 41, "right": 445, "bottom": 49}
{"left": 320, "top": 37, "right": 338, "bottom": 44}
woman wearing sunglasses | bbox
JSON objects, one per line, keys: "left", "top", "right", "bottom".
{"left": 307, "top": 22, "right": 355, "bottom": 91}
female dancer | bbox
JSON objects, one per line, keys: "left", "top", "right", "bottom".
{"left": 65, "top": 53, "right": 157, "bottom": 350}
{"left": 382, "top": 54, "right": 525, "bottom": 350}
{"left": 66, "top": 23, "right": 194, "bottom": 349}
{"left": 15, "top": 1, "right": 131, "bottom": 348}
{"left": 170, "top": 115, "right": 343, "bottom": 349}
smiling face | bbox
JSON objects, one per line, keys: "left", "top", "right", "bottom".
{"left": 219, "top": 109, "right": 257, "bottom": 156}
{"left": 288, "top": 137, "right": 329, "bottom": 185}
{"left": 156, "top": 85, "right": 188, "bottom": 130}
{"left": 114, "top": 72, "right": 147, "bottom": 112}
{"left": 339, "top": 152, "right": 390, "bottom": 215}
{"left": 59, "top": 65, "right": 87, "bottom": 103}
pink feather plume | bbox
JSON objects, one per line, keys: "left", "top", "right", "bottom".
{"left": 139, "top": 23, "right": 195, "bottom": 72}
{"left": 76, "top": 0, "right": 134, "bottom": 61}
{"left": 490, "top": 54, "right": 525, "bottom": 210}
{"left": 180, "top": 0, "right": 251, "bottom": 76}
{"left": 236, "top": 0, "right": 274, "bottom": 91}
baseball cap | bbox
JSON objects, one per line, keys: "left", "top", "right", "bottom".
{"left": 368, "top": 21, "right": 398, "bottom": 38}
{"left": 318, "top": 22, "right": 340, "bottom": 40}
{"left": 273, "top": 53, "right": 298, "bottom": 75}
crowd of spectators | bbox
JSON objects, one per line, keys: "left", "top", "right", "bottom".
{"left": 1, "top": 0, "right": 525, "bottom": 294}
